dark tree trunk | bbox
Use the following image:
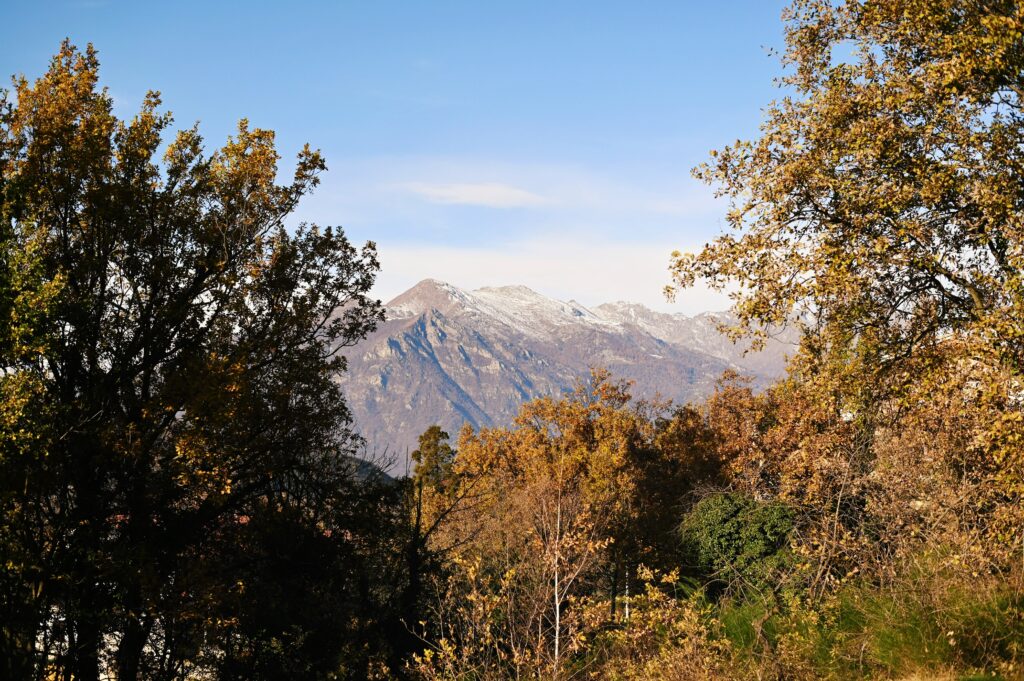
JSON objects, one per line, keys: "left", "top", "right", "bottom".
{"left": 72, "top": 612, "right": 101, "bottom": 681}
{"left": 116, "top": 616, "right": 147, "bottom": 681}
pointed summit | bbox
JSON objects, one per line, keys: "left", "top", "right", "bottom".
{"left": 386, "top": 279, "right": 471, "bottom": 318}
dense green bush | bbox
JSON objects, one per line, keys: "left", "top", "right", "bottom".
{"left": 679, "top": 493, "right": 794, "bottom": 591}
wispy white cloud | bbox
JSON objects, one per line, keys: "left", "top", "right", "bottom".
{"left": 287, "top": 155, "right": 734, "bottom": 313}
{"left": 294, "top": 155, "right": 725, "bottom": 231}
{"left": 402, "top": 181, "right": 550, "bottom": 208}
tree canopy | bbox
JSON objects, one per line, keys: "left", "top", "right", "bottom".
{"left": 0, "top": 42, "right": 388, "bottom": 680}
{"left": 670, "top": 0, "right": 1024, "bottom": 375}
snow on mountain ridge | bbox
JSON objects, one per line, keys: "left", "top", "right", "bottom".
{"left": 385, "top": 280, "right": 622, "bottom": 340}
{"left": 593, "top": 301, "right": 690, "bottom": 339}
{"left": 379, "top": 279, "right": 794, "bottom": 367}
{"left": 470, "top": 285, "right": 617, "bottom": 337}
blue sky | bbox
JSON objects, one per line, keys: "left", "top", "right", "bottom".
{"left": 3, "top": 0, "right": 789, "bottom": 313}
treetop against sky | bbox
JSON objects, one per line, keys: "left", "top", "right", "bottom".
{"left": 2, "top": 0, "right": 788, "bottom": 313}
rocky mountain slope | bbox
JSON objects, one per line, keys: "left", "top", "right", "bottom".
{"left": 338, "top": 279, "right": 796, "bottom": 473}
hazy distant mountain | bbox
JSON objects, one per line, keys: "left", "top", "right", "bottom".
{"left": 339, "top": 279, "right": 796, "bottom": 473}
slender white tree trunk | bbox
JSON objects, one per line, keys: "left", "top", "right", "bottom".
{"left": 553, "top": 495, "right": 561, "bottom": 678}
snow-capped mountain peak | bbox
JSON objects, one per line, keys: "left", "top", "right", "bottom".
{"left": 386, "top": 278, "right": 474, "bottom": 319}
{"left": 386, "top": 280, "right": 618, "bottom": 339}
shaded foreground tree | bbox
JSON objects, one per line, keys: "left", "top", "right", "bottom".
{"left": 0, "top": 43, "right": 391, "bottom": 679}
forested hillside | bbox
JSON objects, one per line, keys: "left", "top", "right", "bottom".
{"left": 3, "top": 1, "right": 1024, "bottom": 679}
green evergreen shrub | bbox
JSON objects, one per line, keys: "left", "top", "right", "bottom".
{"left": 679, "top": 492, "right": 794, "bottom": 592}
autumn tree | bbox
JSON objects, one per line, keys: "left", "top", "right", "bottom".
{"left": 671, "top": 0, "right": 1024, "bottom": 375}
{"left": 663, "top": 3, "right": 1024, "bottom": 672}
{"left": 669, "top": 0, "right": 1024, "bottom": 568}
{"left": 412, "top": 372, "right": 669, "bottom": 678}
{"left": 0, "top": 43, "right": 387, "bottom": 680}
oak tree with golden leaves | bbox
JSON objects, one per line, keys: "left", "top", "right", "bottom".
{"left": 670, "top": 0, "right": 1024, "bottom": 574}
{"left": 0, "top": 43, "right": 387, "bottom": 680}
{"left": 671, "top": 0, "right": 1024, "bottom": 374}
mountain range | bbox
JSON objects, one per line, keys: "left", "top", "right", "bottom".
{"left": 338, "top": 279, "right": 796, "bottom": 473}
